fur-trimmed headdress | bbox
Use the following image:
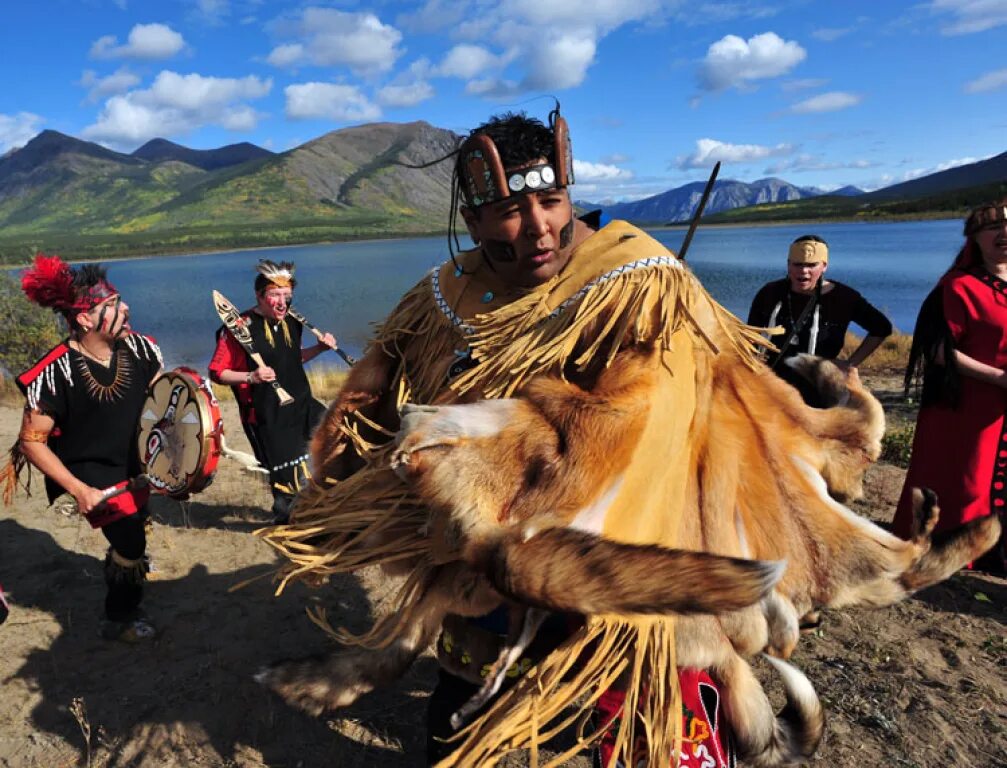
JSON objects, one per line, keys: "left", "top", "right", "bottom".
{"left": 255, "top": 260, "right": 296, "bottom": 290}
{"left": 21, "top": 254, "right": 117, "bottom": 317}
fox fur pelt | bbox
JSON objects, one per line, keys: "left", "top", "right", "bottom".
{"left": 256, "top": 222, "right": 1000, "bottom": 767}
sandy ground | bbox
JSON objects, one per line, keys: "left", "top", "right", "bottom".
{"left": 0, "top": 384, "right": 1004, "bottom": 768}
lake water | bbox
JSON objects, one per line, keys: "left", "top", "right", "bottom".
{"left": 25, "top": 219, "right": 963, "bottom": 369}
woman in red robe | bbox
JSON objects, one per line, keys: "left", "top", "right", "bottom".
{"left": 894, "top": 198, "right": 1007, "bottom": 573}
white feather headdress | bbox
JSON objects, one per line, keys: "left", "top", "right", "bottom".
{"left": 256, "top": 259, "right": 295, "bottom": 288}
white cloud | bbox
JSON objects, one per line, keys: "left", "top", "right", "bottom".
{"left": 811, "top": 26, "right": 853, "bottom": 41}
{"left": 79, "top": 67, "right": 141, "bottom": 102}
{"left": 82, "top": 71, "right": 271, "bottom": 146}
{"left": 675, "top": 2, "right": 781, "bottom": 25}
{"left": 397, "top": 0, "right": 469, "bottom": 34}
{"left": 493, "top": 0, "right": 658, "bottom": 91}
{"left": 0, "top": 112, "right": 44, "bottom": 154}
{"left": 267, "top": 9, "right": 403, "bottom": 75}
{"left": 573, "top": 159, "right": 633, "bottom": 181}
{"left": 194, "top": 0, "right": 230, "bottom": 25}
{"left": 764, "top": 155, "right": 878, "bottom": 174}
{"left": 411, "top": 0, "right": 662, "bottom": 97}
{"left": 676, "top": 138, "right": 794, "bottom": 169}
{"left": 601, "top": 152, "right": 630, "bottom": 164}
{"left": 863, "top": 156, "right": 987, "bottom": 192}
{"left": 866, "top": 155, "right": 989, "bottom": 191}
{"left": 145, "top": 71, "right": 270, "bottom": 111}
{"left": 901, "top": 155, "right": 984, "bottom": 181}
{"left": 90, "top": 23, "right": 186, "bottom": 60}
{"left": 266, "top": 43, "right": 303, "bottom": 68}
{"left": 285, "top": 83, "right": 381, "bottom": 122}
{"left": 965, "top": 67, "right": 1007, "bottom": 93}
{"left": 929, "top": 0, "right": 1007, "bottom": 35}
{"left": 523, "top": 33, "right": 597, "bottom": 90}
{"left": 698, "top": 32, "right": 806, "bottom": 91}
{"left": 378, "top": 81, "right": 435, "bottom": 107}
{"left": 780, "top": 78, "right": 828, "bottom": 92}
{"left": 500, "top": 0, "right": 662, "bottom": 29}
{"left": 436, "top": 45, "right": 499, "bottom": 79}
{"left": 790, "top": 91, "right": 862, "bottom": 114}
{"left": 465, "top": 77, "right": 519, "bottom": 98}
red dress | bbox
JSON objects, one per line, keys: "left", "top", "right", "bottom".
{"left": 894, "top": 269, "right": 1007, "bottom": 539}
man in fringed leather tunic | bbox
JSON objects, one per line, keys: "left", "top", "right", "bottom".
{"left": 259, "top": 110, "right": 768, "bottom": 767}
{"left": 6, "top": 255, "right": 162, "bottom": 643}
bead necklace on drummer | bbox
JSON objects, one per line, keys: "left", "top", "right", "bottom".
{"left": 747, "top": 235, "right": 893, "bottom": 407}
{"left": 4, "top": 255, "right": 163, "bottom": 643}
{"left": 208, "top": 260, "right": 333, "bottom": 524}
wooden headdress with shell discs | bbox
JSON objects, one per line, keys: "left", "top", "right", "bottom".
{"left": 457, "top": 107, "right": 575, "bottom": 209}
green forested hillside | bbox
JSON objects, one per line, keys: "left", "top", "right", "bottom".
{"left": 0, "top": 122, "right": 457, "bottom": 263}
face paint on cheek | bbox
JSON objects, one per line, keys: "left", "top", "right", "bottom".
{"left": 95, "top": 303, "right": 110, "bottom": 334}
{"left": 481, "top": 238, "right": 518, "bottom": 263}
{"left": 106, "top": 297, "right": 127, "bottom": 337}
{"left": 559, "top": 217, "right": 574, "bottom": 249}
{"left": 268, "top": 291, "right": 289, "bottom": 313}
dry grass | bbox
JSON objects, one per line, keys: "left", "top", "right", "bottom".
{"left": 842, "top": 331, "right": 912, "bottom": 375}
{"left": 306, "top": 366, "right": 350, "bottom": 400}
{"left": 210, "top": 366, "right": 348, "bottom": 403}
{"left": 0, "top": 375, "right": 23, "bottom": 408}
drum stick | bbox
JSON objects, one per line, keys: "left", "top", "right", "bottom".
{"left": 286, "top": 307, "right": 357, "bottom": 365}
{"left": 212, "top": 290, "right": 295, "bottom": 406}
{"left": 94, "top": 475, "right": 151, "bottom": 506}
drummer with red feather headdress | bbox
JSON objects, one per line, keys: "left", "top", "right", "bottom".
{"left": 4, "top": 254, "right": 162, "bottom": 642}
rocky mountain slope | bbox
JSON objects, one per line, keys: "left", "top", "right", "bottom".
{"left": 0, "top": 122, "right": 459, "bottom": 243}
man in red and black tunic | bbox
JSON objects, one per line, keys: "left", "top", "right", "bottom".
{"left": 208, "top": 260, "right": 334, "bottom": 523}
{"left": 12, "top": 255, "right": 162, "bottom": 642}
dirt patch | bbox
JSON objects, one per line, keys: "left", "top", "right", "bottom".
{"left": 0, "top": 384, "right": 1004, "bottom": 768}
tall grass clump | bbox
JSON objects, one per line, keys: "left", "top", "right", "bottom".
{"left": 307, "top": 366, "right": 349, "bottom": 400}
{"left": 207, "top": 365, "right": 349, "bottom": 404}
{"left": 842, "top": 331, "right": 913, "bottom": 375}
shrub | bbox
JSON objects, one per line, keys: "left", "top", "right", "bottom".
{"left": 881, "top": 424, "right": 915, "bottom": 468}
{"left": 0, "top": 270, "right": 64, "bottom": 381}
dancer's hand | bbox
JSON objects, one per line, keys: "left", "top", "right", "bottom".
{"left": 251, "top": 366, "right": 276, "bottom": 384}
{"left": 73, "top": 484, "right": 106, "bottom": 516}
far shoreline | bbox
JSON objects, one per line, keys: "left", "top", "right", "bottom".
{"left": 0, "top": 213, "right": 963, "bottom": 267}
{"left": 0, "top": 228, "right": 447, "bottom": 268}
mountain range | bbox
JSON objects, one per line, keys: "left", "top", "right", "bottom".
{"left": 130, "top": 138, "right": 274, "bottom": 171}
{"left": 702, "top": 151, "right": 1007, "bottom": 226}
{"left": 0, "top": 122, "right": 1001, "bottom": 261}
{"left": 577, "top": 178, "right": 864, "bottom": 224}
{"left": 0, "top": 122, "right": 459, "bottom": 260}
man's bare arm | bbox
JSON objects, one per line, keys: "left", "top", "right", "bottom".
{"left": 17, "top": 409, "right": 105, "bottom": 515}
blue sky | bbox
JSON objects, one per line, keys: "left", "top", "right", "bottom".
{"left": 1, "top": 0, "right": 1005, "bottom": 201}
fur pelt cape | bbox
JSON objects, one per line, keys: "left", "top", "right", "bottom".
{"left": 260, "top": 220, "right": 768, "bottom": 765}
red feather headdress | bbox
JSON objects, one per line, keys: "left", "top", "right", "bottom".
{"left": 21, "top": 253, "right": 117, "bottom": 314}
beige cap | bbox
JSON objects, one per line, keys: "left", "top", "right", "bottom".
{"left": 788, "top": 240, "right": 828, "bottom": 265}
